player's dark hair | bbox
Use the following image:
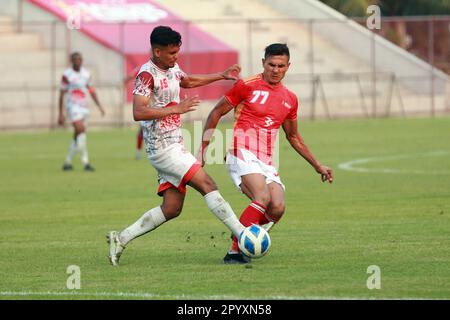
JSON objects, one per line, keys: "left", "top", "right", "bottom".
{"left": 264, "top": 43, "right": 290, "bottom": 60}
{"left": 150, "top": 26, "right": 182, "bottom": 47}
{"left": 70, "top": 51, "right": 82, "bottom": 59}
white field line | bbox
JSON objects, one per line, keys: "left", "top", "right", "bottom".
{"left": 338, "top": 150, "right": 450, "bottom": 175}
{"left": 0, "top": 290, "right": 433, "bottom": 300}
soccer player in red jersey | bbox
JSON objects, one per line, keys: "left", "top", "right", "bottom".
{"left": 198, "top": 43, "right": 334, "bottom": 264}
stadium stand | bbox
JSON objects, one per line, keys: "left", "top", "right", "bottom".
{"left": 0, "top": 2, "right": 123, "bottom": 129}
{"left": 0, "top": 0, "right": 448, "bottom": 130}
{"left": 156, "top": 0, "right": 450, "bottom": 118}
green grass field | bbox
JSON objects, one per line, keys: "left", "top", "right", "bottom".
{"left": 1, "top": 117, "right": 449, "bottom": 300}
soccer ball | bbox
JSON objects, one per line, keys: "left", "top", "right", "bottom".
{"left": 238, "top": 224, "right": 271, "bottom": 258}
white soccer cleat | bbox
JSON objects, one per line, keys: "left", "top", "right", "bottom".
{"left": 106, "top": 231, "right": 126, "bottom": 266}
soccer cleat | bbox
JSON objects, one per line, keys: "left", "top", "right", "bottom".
{"left": 62, "top": 163, "right": 73, "bottom": 171}
{"left": 84, "top": 164, "right": 95, "bottom": 172}
{"left": 106, "top": 231, "right": 126, "bottom": 266}
{"left": 223, "top": 252, "right": 251, "bottom": 264}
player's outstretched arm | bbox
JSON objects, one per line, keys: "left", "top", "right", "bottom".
{"left": 180, "top": 64, "right": 241, "bottom": 89}
{"left": 88, "top": 87, "right": 105, "bottom": 116}
{"left": 58, "top": 89, "right": 66, "bottom": 126}
{"left": 196, "top": 97, "right": 234, "bottom": 165}
{"left": 133, "top": 94, "right": 200, "bottom": 121}
{"left": 282, "top": 119, "right": 333, "bottom": 183}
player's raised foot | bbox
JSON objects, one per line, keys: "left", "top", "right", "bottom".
{"left": 223, "top": 252, "right": 251, "bottom": 264}
{"left": 84, "top": 164, "right": 95, "bottom": 172}
{"left": 107, "top": 231, "right": 126, "bottom": 266}
{"left": 62, "top": 163, "right": 73, "bottom": 171}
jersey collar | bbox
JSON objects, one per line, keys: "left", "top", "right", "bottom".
{"left": 260, "top": 73, "right": 283, "bottom": 89}
{"left": 149, "top": 59, "right": 171, "bottom": 73}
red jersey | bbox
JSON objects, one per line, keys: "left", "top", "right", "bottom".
{"left": 225, "top": 74, "right": 298, "bottom": 165}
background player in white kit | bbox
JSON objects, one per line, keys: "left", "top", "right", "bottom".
{"left": 107, "top": 26, "right": 244, "bottom": 266}
{"left": 58, "top": 52, "right": 105, "bottom": 171}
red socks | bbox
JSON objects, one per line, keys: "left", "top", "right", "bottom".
{"left": 231, "top": 201, "right": 269, "bottom": 252}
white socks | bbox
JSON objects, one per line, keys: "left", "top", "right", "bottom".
{"left": 119, "top": 206, "right": 167, "bottom": 246}
{"left": 76, "top": 132, "right": 89, "bottom": 165}
{"left": 117, "top": 192, "right": 243, "bottom": 247}
{"left": 64, "top": 132, "right": 89, "bottom": 165}
{"left": 65, "top": 140, "right": 77, "bottom": 164}
{"left": 204, "top": 190, "right": 244, "bottom": 237}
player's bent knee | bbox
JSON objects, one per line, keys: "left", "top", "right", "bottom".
{"left": 73, "top": 122, "right": 85, "bottom": 134}
{"left": 161, "top": 205, "right": 183, "bottom": 220}
{"left": 189, "top": 171, "right": 218, "bottom": 195}
{"left": 268, "top": 203, "right": 285, "bottom": 222}
{"left": 254, "top": 193, "right": 271, "bottom": 207}
{"left": 202, "top": 176, "right": 218, "bottom": 194}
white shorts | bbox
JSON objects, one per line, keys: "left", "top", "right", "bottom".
{"left": 226, "top": 148, "right": 285, "bottom": 192}
{"left": 67, "top": 104, "right": 89, "bottom": 123}
{"left": 147, "top": 143, "right": 201, "bottom": 196}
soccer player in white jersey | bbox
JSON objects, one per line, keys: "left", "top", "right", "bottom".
{"left": 58, "top": 52, "right": 105, "bottom": 171}
{"left": 106, "top": 26, "right": 245, "bottom": 266}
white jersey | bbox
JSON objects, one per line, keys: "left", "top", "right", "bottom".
{"left": 132, "top": 60, "right": 186, "bottom": 155}
{"left": 60, "top": 67, "right": 92, "bottom": 109}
